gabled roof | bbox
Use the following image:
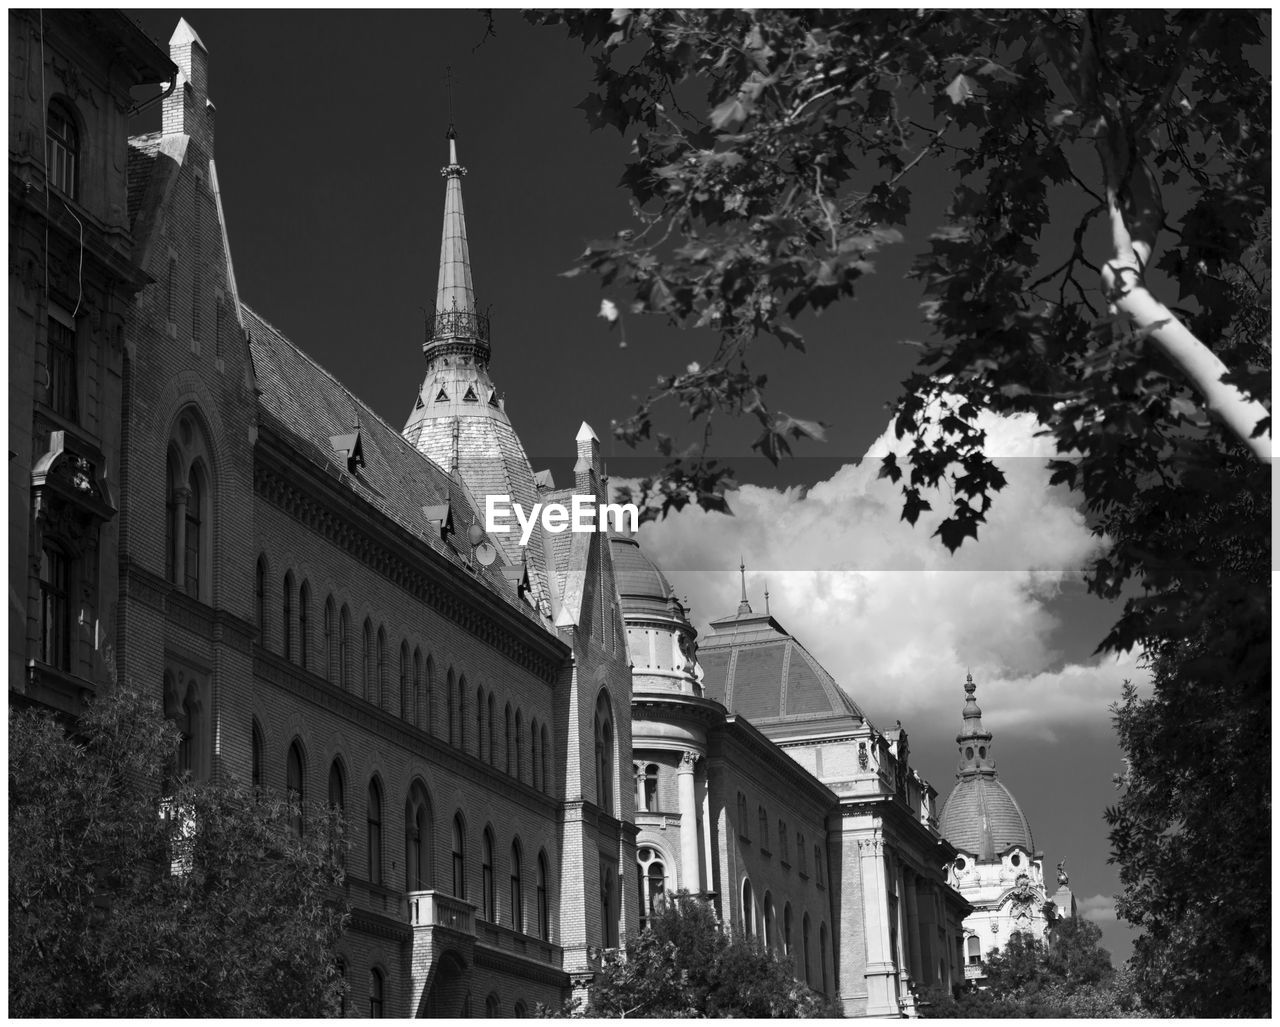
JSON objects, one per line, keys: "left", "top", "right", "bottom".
{"left": 244, "top": 303, "right": 538, "bottom": 620}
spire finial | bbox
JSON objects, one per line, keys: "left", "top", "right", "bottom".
{"left": 764, "top": 580, "right": 771, "bottom": 616}
{"left": 956, "top": 670, "right": 994, "bottom": 778}
{"left": 445, "top": 65, "right": 456, "bottom": 135}
{"left": 737, "top": 556, "right": 753, "bottom": 615}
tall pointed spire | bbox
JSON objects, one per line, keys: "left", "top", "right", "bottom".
{"left": 737, "top": 556, "right": 753, "bottom": 615}
{"left": 424, "top": 128, "right": 489, "bottom": 369}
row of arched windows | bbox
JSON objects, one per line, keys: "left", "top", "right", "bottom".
{"left": 254, "top": 556, "right": 555, "bottom": 793}
{"left": 257, "top": 720, "right": 553, "bottom": 940}
{"left": 741, "top": 879, "right": 830, "bottom": 995}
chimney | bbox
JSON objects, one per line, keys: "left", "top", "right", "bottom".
{"left": 163, "top": 19, "right": 214, "bottom": 154}
{"left": 574, "top": 421, "right": 601, "bottom": 496}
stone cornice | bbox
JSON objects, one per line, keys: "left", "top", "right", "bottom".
{"left": 474, "top": 942, "right": 569, "bottom": 988}
{"left": 253, "top": 429, "right": 565, "bottom": 685}
{"left": 348, "top": 907, "right": 412, "bottom": 944}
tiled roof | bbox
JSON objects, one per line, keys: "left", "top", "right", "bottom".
{"left": 939, "top": 775, "right": 1035, "bottom": 861}
{"left": 244, "top": 303, "right": 537, "bottom": 621}
{"left": 698, "top": 610, "right": 868, "bottom": 728}
{"left": 126, "top": 132, "right": 162, "bottom": 228}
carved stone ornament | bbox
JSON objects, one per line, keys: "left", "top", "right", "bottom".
{"left": 679, "top": 750, "right": 700, "bottom": 770}
{"left": 858, "top": 741, "right": 869, "bottom": 770}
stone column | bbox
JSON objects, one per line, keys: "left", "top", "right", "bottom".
{"left": 859, "top": 835, "right": 899, "bottom": 1015}
{"left": 677, "top": 750, "right": 702, "bottom": 894}
{"left": 904, "top": 870, "right": 923, "bottom": 984}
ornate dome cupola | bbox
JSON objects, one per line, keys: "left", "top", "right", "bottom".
{"left": 957, "top": 672, "right": 997, "bottom": 778}
{"left": 939, "top": 674, "right": 1034, "bottom": 862}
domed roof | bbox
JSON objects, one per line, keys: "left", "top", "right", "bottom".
{"left": 608, "top": 533, "right": 684, "bottom": 618}
{"left": 939, "top": 673, "right": 1035, "bottom": 861}
{"left": 940, "top": 775, "right": 1034, "bottom": 860}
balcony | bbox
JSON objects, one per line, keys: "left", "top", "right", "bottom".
{"left": 964, "top": 963, "right": 985, "bottom": 981}
{"left": 407, "top": 890, "right": 475, "bottom": 936}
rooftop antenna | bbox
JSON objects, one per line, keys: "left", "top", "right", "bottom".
{"left": 444, "top": 65, "right": 456, "bottom": 136}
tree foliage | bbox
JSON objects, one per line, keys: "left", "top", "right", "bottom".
{"left": 539, "top": 9, "right": 1269, "bottom": 534}
{"left": 9, "top": 685, "right": 349, "bottom": 1017}
{"left": 923, "top": 920, "right": 1136, "bottom": 1018}
{"left": 582, "top": 892, "right": 837, "bottom": 1017}
{"left": 543, "top": 13, "right": 1271, "bottom": 1014}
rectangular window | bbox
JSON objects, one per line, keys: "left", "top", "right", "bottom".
{"left": 46, "top": 107, "right": 77, "bottom": 198}
{"left": 39, "top": 546, "right": 70, "bottom": 670}
{"left": 47, "top": 314, "right": 78, "bottom": 422}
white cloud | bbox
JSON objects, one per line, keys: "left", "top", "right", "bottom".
{"left": 634, "top": 410, "right": 1150, "bottom": 737}
{"left": 1077, "top": 893, "right": 1119, "bottom": 923}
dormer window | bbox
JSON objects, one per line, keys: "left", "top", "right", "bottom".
{"left": 329, "top": 431, "right": 364, "bottom": 474}
{"left": 46, "top": 101, "right": 79, "bottom": 200}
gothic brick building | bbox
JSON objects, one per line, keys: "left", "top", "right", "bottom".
{"left": 12, "top": 14, "right": 976, "bottom": 1018}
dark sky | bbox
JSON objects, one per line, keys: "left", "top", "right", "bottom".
{"left": 126, "top": 9, "right": 1137, "bottom": 961}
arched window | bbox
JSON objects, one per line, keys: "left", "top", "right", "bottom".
{"left": 405, "top": 782, "right": 432, "bottom": 891}
{"left": 815, "top": 845, "right": 825, "bottom": 888}
{"left": 367, "top": 778, "right": 383, "bottom": 886}
{"left": 286, "top": 741, "right": 305, "bottom": 836}
{"left": 323, "top": 596, "right": 336, "bottom": 682}
{"left": 456, "top": 675, "right": 467, "bottom": 752}
{"left": 362, "top": 619, "right": 374, "bottom": 702}
{"left": 537, "top": 851, "right": 550, "bottom": 941}
{"left": 803, "top": 913, "right": 812, "bottom": 985}
{"left": 504, "top": 703, "right": 513, "bottom": 774}
{"left": 736, "top": 793, "right": 749, "bottom": 839}
{"left": 282, "top": 572, "right": 294, "bottom": 660}
{"left": 376, "top": 626, "right": 387, "bottom": 709}
{"left": 783, "top": 903, "right": 793, "bottom": 956}
{"left": 513, "top": 1000, "right": 528, "bottom": 1018}
{"left": 798, "top": 832, "right": 807, "bottom": 875}
{"left": 298, "top": 581, "right": 310, "bottom": 670}
{"left": 447, "top": 671, "right": 457, "bottom": 746}
{"left": 329, "top": 759, "right": 346, "bottom": 867}
{"left": 764, "top": 892, "right": 776, "bottom": 950}
{"left": 510, "top": 839, "right": 525, "bottom": 934}
{"left": 759, "top": 806, "right": 769, "bottom": 848}
{"left": 742, "top": 878, "right": 754, "bottom": 937}
{"left": 481, "top": 828, "right": 495, "bottom": 922}
{"left": 451, "top": 814, "right": 467, "bottom": 898}
{"left": 487, "top": 693, "right": 496, "bottom": 765}
{"left": 515, "top": 710, "right": 524, "bottom": 783}
{"left": 400, "top": 642, "right": 410, "bottom": 721}
{"left": 183, "top": 465, "right": 205, "bottom": 599}
{"left": 420, "top": 653, "right": 431, "bottom": 732}
{"left": 594, "top": 693, "right": 614, "bottom": 813}
{"left": 485, "top": 995, "right": 500, "bottom": 1017}
{"left": 46, "top": 100, "right": 79, "bottom": 198}
{"left": 779, "top": 819, "right": 789, "bottom": 863}
{"left": 251, "top": 719, "right": 264, "bottom": 789}
{"left": 255, "top": 555, "right": 267, "bottom": 639}
{"left": 328, "top": 760, "right": 345, "bottom": 812}
{"left": 541, "top": 725, "right": 550, "bottom": 793}
{"left": 530, "top": 717, "right": 539, "bottom": 790}
{"left": 38, "top": 544, "right": 70, "bottom": 670}
{"left": 637, "top": 847, "right": 666, "bottom": 930}
{"left": 476, "top": 686, "right": 486, "bottom": 760}
{"left": 820, "top": 922, "right": 829, "bottom": 994}
{"left": 339, "top": 605, "right": 351, "bottom": 690}
{"left": 368, "top": 968, "right": 383, "bottom": 1018}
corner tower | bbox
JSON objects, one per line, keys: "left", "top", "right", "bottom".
{"left": 402, "top": 130, "right": 548, "bottom": 610}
